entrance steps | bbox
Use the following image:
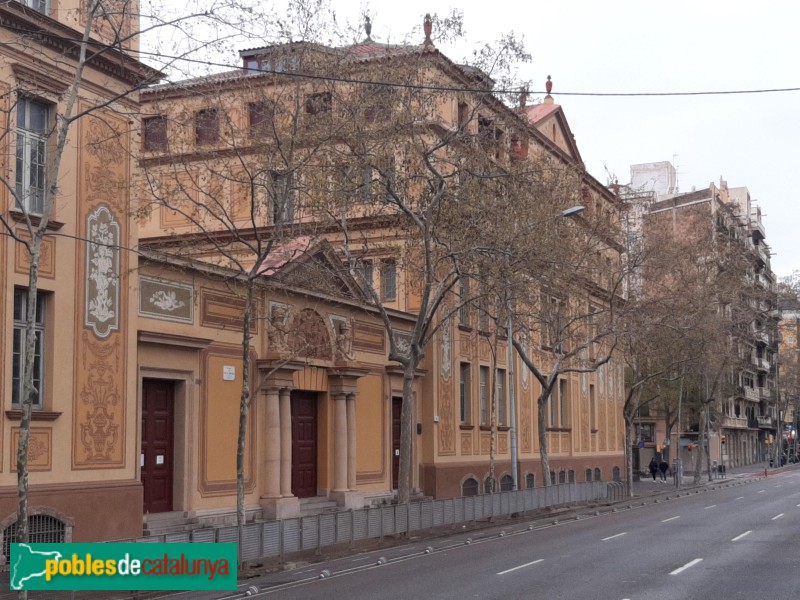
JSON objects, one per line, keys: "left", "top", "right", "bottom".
{"left": 298, "top": 497, "right": 339, "bottom": 517}
{"left": 143, "top": 511, "right": 199, "bottom": 536}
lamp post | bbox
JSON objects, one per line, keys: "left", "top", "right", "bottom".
{"left": 507, "top": 205, "right": 585, "bottom": 490}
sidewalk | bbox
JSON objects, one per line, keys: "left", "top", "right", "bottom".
{"left": 631, "top": 461, "right": 796, "bottom": 498}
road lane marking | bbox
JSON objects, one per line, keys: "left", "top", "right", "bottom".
{"left": 704, "top": 505, "right": 716, "bottom": 509}
{"left": 772, "top": 513, "right": 784, "bottom": 521}
{"left": 662, "top": 516, "right": 680, "bottom": 522}
{"left": 732, "top": 531, "right": 752, "bottom": 541}
{"left": 602, "top": 532, "right": 627, "bottom": 541}
{"left": 497, "top": 559, "right": 543, "bottom": 575}
{"left": 758, "top": 490, "right": 765, "bottom": 493}
{"left": 670, "top": 558, "right": 703, "bottom": 575}
{"left": 736, "top": 497, "right": 744, "bottom": 500}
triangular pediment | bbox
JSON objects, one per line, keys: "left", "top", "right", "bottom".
{"left": 261, "top": 238, "right": 368, "bottom": 302}
{"left": 524, "top": 102, "right": 583, "bottom": 165}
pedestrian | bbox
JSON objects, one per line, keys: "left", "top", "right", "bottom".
{"left": 648, "top": 457, "right": 658, "bottom": 481}
{"left": 659, "top": 459, "right": 669, "bottom": 482}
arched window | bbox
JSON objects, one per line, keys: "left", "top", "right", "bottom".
{"left": 558, "top": 470, "right": 566, "bottom": 484}
{"left": 500, "top": 474, "right": 514, "bottom": 492}
{"left": 3, "top": 514, "right": 65, "bottom": 560}
{"left": 585, "top": 468, "right": 593, "bottom": 482}
{"left": 549, "top": 470, "right": 556, "bottom": 485}
{"left": 612, "top": 466, "right": 621, "bottom": 482}
{"left": 526, "top": 473, "right": 535, "bottom": 489}
{"left": 594, "top": 467, "right": 602, "bottom": 482}
{"left": 461, "top": 477, "right": 479, "bottom": 497}
{"left": 568, "top": 469, "right": 576, "bottom": 483}
{"left": 484, "top": 476, "right": 495, "bottom": 494}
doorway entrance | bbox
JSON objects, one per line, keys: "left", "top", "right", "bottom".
{"left": 392, "top": 397, "right": 402, "bottom": 490}
{"left": 141, "top": 379, "right": 174, "bottom": 513}
{"left": 291, "top": 391, "right": 318, "bottom": 498}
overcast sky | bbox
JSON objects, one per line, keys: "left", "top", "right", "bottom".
{"left": 325, "top": 0, "right": 799, "bottom": 276}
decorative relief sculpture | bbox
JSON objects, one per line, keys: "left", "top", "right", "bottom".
{"left": 333, "top": 318, "right": 355, "bottom": 361}
{"left": 77, "top": 333, "right": 121, "bottom": 463}
{"left": 149, "top": 290, "right": 185, "bottom": 312}
{"left": 85, "top": 206, "right": 120, "bottom": 339}
{"left": 268, "top": 304, "right": 290, "bottom": 351}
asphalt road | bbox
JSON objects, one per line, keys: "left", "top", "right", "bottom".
{"left": 188, "top": 469, "right": 800, "bottom": 600}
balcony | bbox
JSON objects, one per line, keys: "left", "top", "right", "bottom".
{"left": 757, "top": 357, "right": 771, "bottom": 372}
{"left": 759, "top": 386, "right": 773, "bottom": 400}
{"left": 742, "top": 387, "right": 759, "bottom": 401}
{"left": 751, "top": 219, "right": 765, "bottom": 239}
{"left": 756, "top": 415, "right": 776, "bottom": 429}
{"left": 748, "top": 418, "right": 759, "bottom": 429}
{"left": 753, "top": 330, "right": 770, "bottom": 345}
{"left": 722, "top": 416, "right": 748, "bottom": 429}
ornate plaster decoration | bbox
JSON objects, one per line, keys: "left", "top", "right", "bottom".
{"left": 85, "top": 205, "right": 120, "bottom": 339}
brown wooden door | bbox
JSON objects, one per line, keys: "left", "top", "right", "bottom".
{"left": 392, "top": 397, "right": 402, "bottom": 490}
{"left": 141, "top": 379, "right": 174, "bottom": 513}
{"left": 291, "top": 391, "right": 318, "bottom": 498}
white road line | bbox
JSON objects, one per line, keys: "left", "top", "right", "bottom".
{"left": 662, "top": 516, "right": 680, "bottom": 523}
{"left": 775, "top": 484, "right": 782, "bottom": 488}
{"left": 732, "top": 531, "right": 752, "bottom": 542}
{"left": 758, "top": 489, "right": 765, "bottom": 493}
{"left": 772, "top": 513, "right": 784, "bottom": 521}
{"left": 497, "top": 559, "right": 543, "bottom": 575}
{"left": 670, "top": 558, "right": 703, "bottom": 575}
{"left": 736, "top": 497, "right": 744, "bottom": 500}
{"left": 602, "top": 532, "right": 627, "bottom": 541}
{"left": 704, "top": 505, "right": 716, "bottom": 509}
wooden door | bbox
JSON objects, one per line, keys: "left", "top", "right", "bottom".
{"left": 291, "top": 391, "right": 318, "bottom": 498}
{"left": 392, "top": 397, "right": 402, "bottom": 490}
{"left": 141, "top": 379, "right": 174, "bottom": 513}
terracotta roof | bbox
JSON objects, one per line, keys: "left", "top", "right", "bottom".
{"left": 256, "top": 236, "right": 313, "bottom": 276}
{"left": 343, "top": 42, "right": 426, "bottom": 61}
{"left": 523, "top": 102, "right": 559, "bottom": 123}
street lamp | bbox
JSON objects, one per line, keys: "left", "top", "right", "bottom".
{"left": 507, "top": 204, "right": 585, "bottom": 490}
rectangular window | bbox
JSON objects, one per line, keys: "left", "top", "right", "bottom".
{"left": 248, "top": 102, "right": 273, "bottom": 137}
{"left": 195, "top": 108, "right": 219, "bottom": 145}
{"left": 458, "top": 277, "right": 470, "bottom": 326}
{"left": 22, "top": 0, "right": 48, "bottom": 14}
{"left": 457, "top": 101, "right": 469, "bottom": 129}
{"left": 548, "top": 387, "right": 556, "bottom": 427}
{"left": 305, "top": 92, "right": 331, "bottom": 115}
{"left": 559, "top": 378, "right": 568, "bottom": 427}
{"left": 459, "top": 363, "right": 471, "bottom": 424}
{"left": 497, "top": 368, "right": 507, "bottom": 425}
{"left": 589, "top": 384, "right": 596, "bottom": 430}
{"left": 479, "top": 366, "right": 489, "bottom": 425}
{"left": 12, "top": 289, "right": 46, "bottom": 407}
{"left": 381, "top": 258, "right": 397, "bottom": 302}
{"left": 270, "top": 171, "right": 295, "bottom": 224}
{"left": 15, "top": 97, "right": 49, "bottom": 214}
{"left": 359, "top": 259, "right": 374, "bottom": 294}
{"left": 142, "top": 115, "right": 168, "bottom": 151}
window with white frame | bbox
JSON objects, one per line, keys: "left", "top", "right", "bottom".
{"left": 459, "top": 362, "right": 471, "bottom": 424}
{"left": 21, "top": 0, "right": 48, "bottom": 14}
{"left": 12, "top": 289, "right": 46, "bottom": 407}
{"left": 358, "top": 259, "right": 374, "bottom": 294}
{"left": 15, "top": 97, "right": 49, "bottom": 214}
{"left": 559, "top": 378, "right": 569, "bottom": 427}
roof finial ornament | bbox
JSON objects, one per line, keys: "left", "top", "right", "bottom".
{"left": 364, "top": 16, "right": 372, "bottom": 42}
{"left": 423, "top": 14, "right": 433, "bottom": 47}
{"left": 544, "top": 75, "right": 554, "bottom": 104}
{"left": 519, "top": 88, "right": 528, "bottom": 108}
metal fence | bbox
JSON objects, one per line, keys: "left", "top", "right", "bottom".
{"left": 124, "top": 480, "right": 623, "bottom": 562}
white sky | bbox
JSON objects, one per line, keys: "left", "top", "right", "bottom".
{"left": 333, "top": 0, "right": 800, "bottom": 276}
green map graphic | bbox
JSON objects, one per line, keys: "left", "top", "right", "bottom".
{"left": 10, "top": 544, "right": 63, "bottom": 590}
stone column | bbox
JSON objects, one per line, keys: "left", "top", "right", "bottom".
{"left": 333, "top": 392, "right": 348, "bottom": 492}
{"left": 279, "top": 388, "right": 292, "bottom": 497}
{"left": 346, "top": 393, "right": 357, "bottom": 490}
{"left": 264, "top": 388, "right": 281, "bottom": 498}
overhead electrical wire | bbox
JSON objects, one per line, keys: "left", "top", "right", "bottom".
{"left": 4, "top": 21, "right": 800, "bottom": 98}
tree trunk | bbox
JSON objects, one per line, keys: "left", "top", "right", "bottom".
{"left": 397, "top": 365, "right": 416, "bottom": 504}
{"left": 537, "top": 395, "right": 551, "bottom": 486}
{"left": 236, "top": 280, "right": 255, "bottom": 554}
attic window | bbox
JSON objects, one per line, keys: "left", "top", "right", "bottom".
{"left": 457, "top": 101, "right": 469, "bottom": 129}
{"left": 143, "top": 116, "right": 168, "bottom": 151}
{"left": 195, "top": 108, "right": 219, "bottom": 145}
{"left": 249, "top": 102, "right": 274, "bottom": 137}
{"left": 305, "top": 92, "right": 331, "bottom": 115}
